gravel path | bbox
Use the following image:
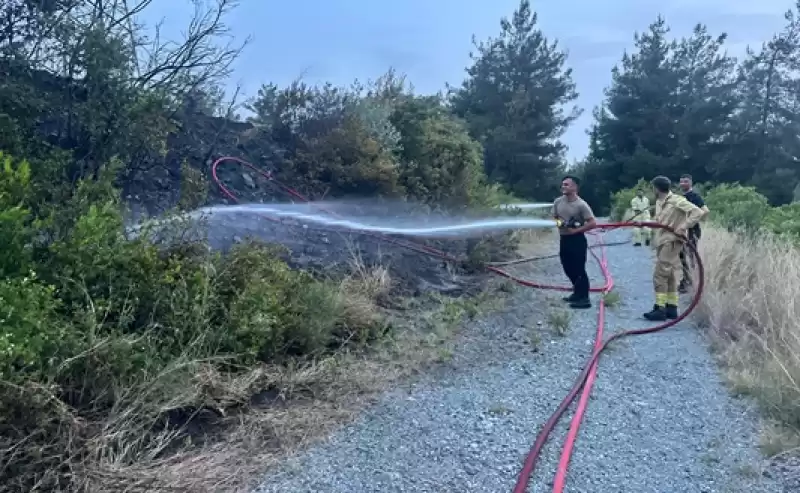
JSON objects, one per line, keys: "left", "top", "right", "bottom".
{"left": 254, "top": 228, "right": 783, "bottom": 493}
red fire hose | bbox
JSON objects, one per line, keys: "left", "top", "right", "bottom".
{"left": 209, "top": 157, "right": 705, "bottom": 493}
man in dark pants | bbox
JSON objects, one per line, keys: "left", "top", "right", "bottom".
{"left": 552, "top": 175, "right": 597, "bottom": 309}
{"left": 677, "top": 174, "right": 710, "bottom": 293}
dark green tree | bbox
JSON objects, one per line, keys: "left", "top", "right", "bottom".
{"left": 716, "top": 4, "right": 800, "bottom": 204}
{"left": 670, "top": 24, "right": 739, "bottom": 185}
{"left": 581, "top": 17, "right": 677, "bottom": 208}
{"left": 582, "top": 17, "right": 741, "bottom": 210}
{"left": 450, "top": 0, "right": 579, "bottom": 200}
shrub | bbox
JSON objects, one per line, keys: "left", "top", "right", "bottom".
{"left": 391, "top": 96, "right": 487, "bottom": 206}
{"left": 762, "top": 202, "right": 800, "bottom": 240}
{"left": 704, "top": 183, "right": 770, "bottom": 232}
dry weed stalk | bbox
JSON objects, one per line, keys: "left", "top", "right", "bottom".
{"left": 695, "top": 225, "right": 800, "bottom": 452}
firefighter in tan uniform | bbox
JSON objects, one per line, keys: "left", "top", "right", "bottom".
{"left": 643, "top": 176, "right": 704, "bottom": 321}
{"left": 629, "top": 190, "right": 651, "bottom": 246}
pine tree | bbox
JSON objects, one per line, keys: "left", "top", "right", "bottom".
{"left": 592, "top": 17, "right": 678, "bottom": 187}
{"left": 449, "top": 0, "right": 579, "bottom": 200}
{"left": 670, "top": 24, "right": 739, "bottom": 185}
{"left": 720, "top": 4, "right": 800, "bottom": 204}
{"left": 582, "top": 17, "right": 743, "bottom": 209}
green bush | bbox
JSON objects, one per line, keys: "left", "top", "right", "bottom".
{"left": 762, "top": 202, "right": 800, "bottom": 239}
{"left": 0, "top": 150, "right": 388, "bottom": 490}
{"left": 704, "top": 184, "right": 770, "bottom": 232}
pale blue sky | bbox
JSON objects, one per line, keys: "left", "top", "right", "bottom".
{"left": 140, "top": 0, "right": 790, "bottom": 160}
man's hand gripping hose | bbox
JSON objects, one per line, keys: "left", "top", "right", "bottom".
{"left": 209, "top": 157, "right": 705, "bottom": 493}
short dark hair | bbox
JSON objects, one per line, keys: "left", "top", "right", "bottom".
{"left": 561, "top": 175, "right": 581, "bottom": 187}
{"left": 680, "top": 174, "right": 693, "bottom": 181}
{"left": 651, "top": 175, "right": 671, "bottom": 193}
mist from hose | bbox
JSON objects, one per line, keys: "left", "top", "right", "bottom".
{"left": 181, "top": 202, "right": 558, "bottom": 238}
{"left": 496, "top": 202, "right": 553, "bottom": 210}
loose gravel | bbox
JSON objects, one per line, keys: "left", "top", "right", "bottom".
{"left": 254, "top": 228, "right": 786, "bottom": 493}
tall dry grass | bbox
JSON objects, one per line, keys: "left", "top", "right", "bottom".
{"left": 694, "top": 225, "right": 800, "bottom": 454}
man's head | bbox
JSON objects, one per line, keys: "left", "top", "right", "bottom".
{"left": 651, "top": 175, "right": 672, "bottom": 197}
{"left": 679, "top": 174, "right": 693, "bottom": 192}
{"left": 636, "top": 189, "right": 643, "bottom": 198}
{"left": 560, "top": 175, "right": 580, "bottom": 196}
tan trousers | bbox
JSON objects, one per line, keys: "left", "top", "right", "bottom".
{"left": 632, "top": 225, "right": 651, "bottom": 244}
{"left": 630, "top": 210, "right": 651, "bottom": 244}
{"left": 653, "top": 241, "right": 682, "bottom": 293}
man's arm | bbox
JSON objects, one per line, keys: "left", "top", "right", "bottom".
{"left": 699, "top": 205, "right": 710, "bottom": 222}
{"left": 687, "top": 193, "right": 710, "bottom": 220}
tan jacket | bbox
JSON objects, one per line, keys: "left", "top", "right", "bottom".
{"left": 630, "top": 196, "right": 651, "bottom": 220}
{"left": 653, "top": 191, "right": 704, "bottom": 246}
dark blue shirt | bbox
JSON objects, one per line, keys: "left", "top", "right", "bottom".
{"left": 683, "top": 189, "right": 705, "bottom": 239}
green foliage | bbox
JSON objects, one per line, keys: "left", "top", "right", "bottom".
{"left": 392, "top": 96, "right": 486, "bottom": 205}
{"left": 0, "top": 151, "right": 377, "bottom": 375}
{"left": 220, "top": 242, "right": 354, "bottom": 361}
{"left": 0, "top": 274, "right": 66, "bottom": 382}
{"left": 247, "top": 75, "right": 508, "bottom": 208}
{"left": 704, "top": 184, "right": 770, "bottom": 232}
{"left": 178, "top": 159, "right": 210, "bottom": 211}
{"left": 762, "top": 203, "right": 800, "bottom": 238}
{"left": 0, "top": 152, "right": 36, "bottom": 277}
{"left": 0, "top": 147, "right": 388, "bottom": 488}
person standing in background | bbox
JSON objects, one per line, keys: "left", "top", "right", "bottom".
{"left": 552, "top": 176, "right": 597, "bottom": 309}
{"left": 630, "top": 189, "right": 651, "bottom": 246}
{"left": 644, "top": 176, "right": 704, "bottom": 321}
{"left": 677, "top": 174, "right": 710, "bottom": 293}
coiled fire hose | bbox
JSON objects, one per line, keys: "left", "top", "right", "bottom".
{"left": 209, "top": 157, "right": 705, "bottom": 493}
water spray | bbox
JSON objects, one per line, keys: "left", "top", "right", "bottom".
{"left": 187, "top": 203, "right": 557, "bottom": 238}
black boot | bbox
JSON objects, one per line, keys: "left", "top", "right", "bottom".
{"left": 633, "top": 242, "right": 641, "bottom": 246}
{"left": 665, "top": 304, "right": 679, "bottom": 319}
{"left": 645, "top": 239, "right": 650, "bottom": 246}
{"left": 678, "top": 281, "right": 690, "bottom": 294}
{"left": 569, "top": 297, "right": 592, "bottom": 309}
{"left": 643, "top": 305, "right": 667, "bottom": 321}
{"left": 562, "top": 293, "right": 578, "bottom": 302}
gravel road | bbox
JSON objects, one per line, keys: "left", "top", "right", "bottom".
{"left": 254, "top": 228, "right": 785, "bottom": 493}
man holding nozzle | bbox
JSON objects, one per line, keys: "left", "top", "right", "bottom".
{"left": 552, "top": 175, "right": 597, "bottom": 309}
{"left": 643, "top": 176, "right": 704, "bottom": 321}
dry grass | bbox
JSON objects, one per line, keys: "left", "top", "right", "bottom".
{"left": 512, "top": 227, "right": 557, "bottom": 259}
{"left": 694, "top": 225, "right": 800, "bottom": 454}
{"left": 337, "top": 245, "right": 393, "bottom": 331}
{"left": 547, "top": 308, "right": 572, "bottom": 336}
{"left": 75, "top": 348, "right": 427, "bottom": 493}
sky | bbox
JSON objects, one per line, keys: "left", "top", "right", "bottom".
{"left": 140, "top": 0, "right": 792, "bottom": 161}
